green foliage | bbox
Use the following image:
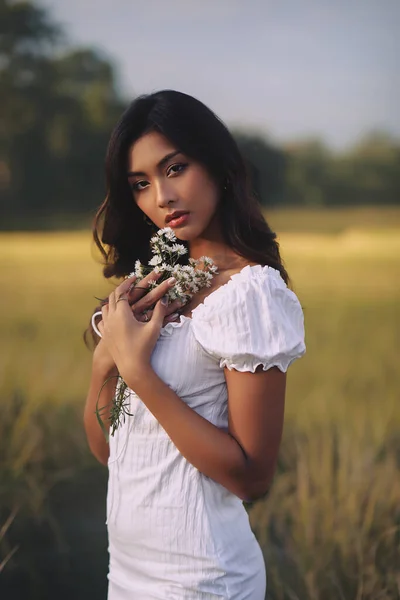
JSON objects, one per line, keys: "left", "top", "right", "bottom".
{"left": 0, "top": 0, "right": 126, "bottom": 225}
{"left": 234, "top": 133, "right": 400, "bottom": 209}
{"left": 285, "top": 132, "right": 400, "bottom": 207}
{"left": 234, "top": 131, "right": 287, "bottom": 206}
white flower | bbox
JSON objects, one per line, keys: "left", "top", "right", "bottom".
{"left": 160, "top": 262, "right": 173, "bottom": 271}
{"left": 174, "top": 283, "right": 184, "bottom": 295}
{"left": 133, "top": 227, "right": 218, "bottom": 311}
{"left": 159, "top": 239, "right": 168, "bottom": 250}
{"left": 167, "top": 289, "right": 178, "bottom": 301}
{"left": 164, "top": 230, "right": 176, "bottom": 242}
{"left": 171, "top": 243, "right": 187, "bottom": 256}
{"left": 158, "top": 227, "right": 176, "bottom": 241}
{"left": 130, "top": 259, "right": 144, "bottom": 280}
{"left": 172, "top": 265, "right": 182, "bottom": 277}
{"left": 148, "top": 255, "right": 162, "bottom": 266}
{"left": 179, "top": 271, "right": 190, "bottom": 281}
{"left": 188, "top": 281, "right": 199, "bottom": 293}
{"left": 181, "top": 265, "right": 196, "bottom": 276}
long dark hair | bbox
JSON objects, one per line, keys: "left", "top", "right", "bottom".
{"left": 92, "top": 89, "right": 289, "bottom": 284}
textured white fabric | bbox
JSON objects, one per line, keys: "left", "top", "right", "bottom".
{"left": 106, "top": 264, "right": 306, "bottom": 599}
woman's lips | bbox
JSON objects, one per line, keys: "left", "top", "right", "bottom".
{"left": 167, "top": 213, "right": 190, "bottom": 228}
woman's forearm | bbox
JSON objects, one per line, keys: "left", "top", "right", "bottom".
{"left": 83, "top": 363, "right": 118, "bottom": 466}
{"left": 124, "top": 367, "right": 269, "bottom": 501}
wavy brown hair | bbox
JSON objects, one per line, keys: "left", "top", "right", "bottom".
{"left": 85, "top": 90, "right": 290, "bottom": 347}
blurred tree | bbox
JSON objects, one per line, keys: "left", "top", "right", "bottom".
{"left": 233, "top": 131, "right": 287, "bottom": 207}
{"left": 0, "top": 0, "right": 126, "bottom": 227}
{"left": 0, "top": 0, "right": 59, "bottom": 216}
{"left": 284, "top": 139, "right": 332, "bottom": 206}
{"left": 281, "top": 134, "right": 400, "bottom": 207}
{"left": 341, "top": 132, "right": 400, "bottom": 205}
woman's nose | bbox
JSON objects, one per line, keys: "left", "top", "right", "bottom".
{"left": 155, "top": 179, "right": 175, "bottom": 208}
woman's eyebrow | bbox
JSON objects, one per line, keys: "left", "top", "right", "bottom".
{"left": 127, "top": 150, "right": 183, "bottom": 177}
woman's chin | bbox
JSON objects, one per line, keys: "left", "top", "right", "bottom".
{"left": 172, "top": 225, "right": 197, "bottom": 242}
{"left": 174, "top": 232, "right": 191, "bottom": 242}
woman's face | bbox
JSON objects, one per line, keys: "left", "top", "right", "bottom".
{"left": 127, "top": 131, "right": 221, "bottom": 241}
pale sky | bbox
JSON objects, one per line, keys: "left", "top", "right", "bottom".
{"left": 37, "top": 0, "right": 400, "bottom": 149}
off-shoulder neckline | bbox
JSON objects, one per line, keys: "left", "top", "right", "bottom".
{"left": 160, "top": 263, "right": 281, "bottom": 335}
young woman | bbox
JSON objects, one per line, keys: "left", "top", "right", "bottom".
{"left": 84, "top": 90, "right": 306, "bottom": 599}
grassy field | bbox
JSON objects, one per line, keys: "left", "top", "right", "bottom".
{"left": 1, "top": 207, "right": 399, "bottom": 599}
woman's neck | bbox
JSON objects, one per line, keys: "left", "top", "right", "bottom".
{"left": 189, "top": 237, "right": 245, "bottom": 273}
{"left": 188, "top": 215, "right": 246, "bottom": 273}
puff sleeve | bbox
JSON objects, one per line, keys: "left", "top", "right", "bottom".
{"left": 190, "top": 265, "right": 306, "bottom": 373}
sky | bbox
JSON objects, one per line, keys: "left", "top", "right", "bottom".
{"left": 37, "top": 0, "right": 400, "bottom": 149}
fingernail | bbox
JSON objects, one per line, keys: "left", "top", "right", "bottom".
{"left": 169, "top": 312, "right": 179, "bottom": 320}
{"left": 167, "top": 277, "right": 176, "bottom": 285}
{"left": 161, "top": 296, "right": 168, "bottom": 306}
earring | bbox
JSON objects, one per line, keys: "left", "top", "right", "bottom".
{"left": 143, "top": 214, "right": 153, "bottom": 227}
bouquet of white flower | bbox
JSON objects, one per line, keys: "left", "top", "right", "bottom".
{"left": 129, "top": 226, "right": 218, "bottom": 310}
{"left": 94, "top": 227, "right": 218, "bottom": 437}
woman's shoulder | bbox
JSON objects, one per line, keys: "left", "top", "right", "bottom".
{"left": 190, "top": 263, "right": 306, "bottom": 372}
{"left": 191, "top": 262, "right": 296, "bottom": 320}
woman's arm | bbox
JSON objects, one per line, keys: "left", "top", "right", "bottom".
{"left": 124, "top": 364, "right": 286, "bottom": 502}
{"left": 83, "top": 271, "right": 184, "bottom": 465}
{"left": 83, "top": 341, "right": 118, "bottom": 465}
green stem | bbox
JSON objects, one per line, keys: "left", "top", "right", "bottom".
{"left": 95, "top": 375, "right": 133, "bottom": 441}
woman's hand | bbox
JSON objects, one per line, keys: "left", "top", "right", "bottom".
{"left": 92, "top": 270, "right": 185, "bottom": 340}
{"left": 128, "top": 271, "right": 185, "bottom": 326}
{"left": 97, "top": 272, "right": 179, "bottom": 383}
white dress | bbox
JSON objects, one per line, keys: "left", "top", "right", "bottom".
{"left": 106, "top": 264, "right": 306, "bottom": 599}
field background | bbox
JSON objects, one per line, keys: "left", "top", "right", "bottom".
{"left": 1, "top": 206, "right": 399, "bottom": 600}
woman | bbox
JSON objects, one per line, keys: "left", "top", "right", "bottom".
{"left": 84, "top": 90, "right": 306, "bottom": 599}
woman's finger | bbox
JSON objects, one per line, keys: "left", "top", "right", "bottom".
{"left": 132, "top": 276, "right": 177, "bottom": 313}
{"left": 163, "top": 312, "right": 181, "bottom": 326}
{"left": 132, "top": 308, "right": 153, "bottom": 323}
{"left": 150, "top": 296, "right": 169, "bottom": 330}
{"left": 126, "top": 271, "right": 162, "bottom": 304}
{"left": 108, "top": 290, "right": 117, "bottom": 311}
{"left": 114, "top": 274, "right": 138, "bottom": 302}
{"left": 101, "top": 304, "right": 109, "bottom": 332}
{"left": 166, "top": 298, "right": 186, "bottom": 315}
{"left": 131, "top": 304, "right": 181, "bottom": 325}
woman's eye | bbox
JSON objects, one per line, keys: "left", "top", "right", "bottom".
{"left": 130, "top": 164, "right": 187, "bottom": 192}
{"left": 167, "top": 163, "right": 188, "bottom": 176}
{"left": 131, "top": 180, "right": 148, "bottom": 192}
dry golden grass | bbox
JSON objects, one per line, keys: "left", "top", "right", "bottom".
{"left": 1, "top": 211, "right": 400, "bottom": 599}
